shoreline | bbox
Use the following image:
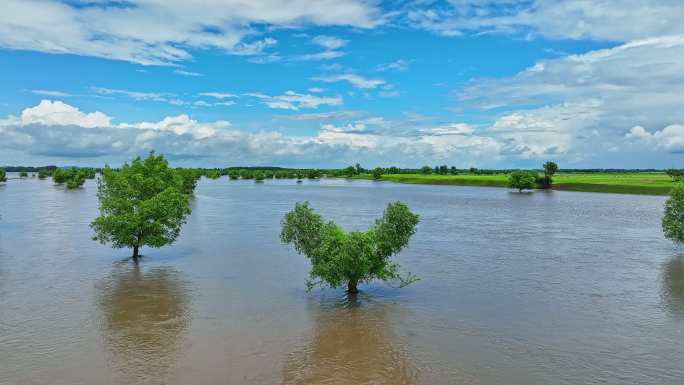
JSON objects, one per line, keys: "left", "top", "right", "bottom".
{"left": 343, "top": 174, "right": 674, "bottom": 196}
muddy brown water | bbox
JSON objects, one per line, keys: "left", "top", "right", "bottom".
{"left": 0, "top": 175, "right": 682, "bottom": 384}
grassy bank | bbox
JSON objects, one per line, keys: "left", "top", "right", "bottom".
{"left": 351, "top": 173, "right": 674, "bottom": 195}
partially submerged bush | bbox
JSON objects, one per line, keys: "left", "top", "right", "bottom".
{"left": 281, "top": 201, "right": 419, "bottom": 293}
{"left": 508, "top": 171, "right": 537, "bottom": 192}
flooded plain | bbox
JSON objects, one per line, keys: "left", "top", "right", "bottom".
{"left": 0, "top": 175, "right": 681, "bottom": 385}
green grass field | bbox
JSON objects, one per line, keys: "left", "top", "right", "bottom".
{"left": 354, "top": 172, "right": 676, "bottom": 195}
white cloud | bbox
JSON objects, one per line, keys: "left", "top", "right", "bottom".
{"left": 626, "top": 125, "right": 684, "bottom": 153}
{"left": 174, "top": 70, "right": 203, "bottom": 77}
{"left": 29, "top": 89, "right": 71, "bottom": 97}
{"left": 294, "top": 50, "right": 347, "bottom": 61}
{"left": 279, "top": 110, "right": 366, "bottom": 121}
{"left": 244, "top": 91, "right": 342, "bottom": 110}
{"left": 121, "top": 114, "right": 231, "bottom": 139}
{"left": 314, "top": 73, "right": 385, "bottom": 89}
{"left": 0, "top": 100, "right": 505, "bottom": 166}
{"left": 406, "top": 0, "right": 684, "bottom": 42}
{"left": 376, "top": 59, "right": 410, "bottom": 72}
{"left": 490, "top": 102, "right": 601, "bottom": 157}
{"left": 200, "top": 92, "right": 238, "bottom": 99}
{"left": 90, "top": 87, "right": 170, "bottom": 102}
{"left": 21, "top": 100, "right": 111, "bottom": 128}
{"left": 312, "top": 35, "right": 348, "bottom": 50}
{"left": 0, "top": 0, "right": 380, "bottom": 65}
{"left": 454, "top": 34, "right": 684, "bottom": 159}
{"left": 422, "top": 123, "right": 474, "bottom": 136}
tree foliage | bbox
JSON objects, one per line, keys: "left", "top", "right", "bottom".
{"left": 52, "top": 168, "right": 88, "bottom": 189}
{"left": 666, "top": 169, "right": 684, "bottom": 182}
{"left": 176, "top": 168, "right": 201, "bottom": 194}
{"left": 420, "top": 165, "right": 432, "bottom": 175}
{"left": 508, "top": 171, "right": 537, "bottom": 192}
{"left": 0, "top": 168, "right": 6, "bottom": 183}
{"left": 663, "top": 184, "right": 684, "bottom": 244}
{"left": 541, "top": 161, "right": 559, "bottom": 188}
{"left": 66, "top": 171, "right": 86, "bottom": 189}
{"left": 91, "top": 153, "right": 191, "bottom": 258}
{"left": 372, "top": 167, "right": 383, "bottom": 180}
{"left": 281, "top": 201, "right": 420, "bottom": 293}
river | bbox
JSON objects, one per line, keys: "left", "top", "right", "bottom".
{"left": 0, "top": 175, "right": 681, "bottom": 384}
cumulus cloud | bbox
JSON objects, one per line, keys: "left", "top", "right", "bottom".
{"left": 21, "top": 100, "right": 111, "bottom": 128}
{"left": 313, "top": 73, "right": 385, "bottom": 89}
{"left": 0, "top": 100, "right": 505, "bottom": 166}
{"left": 626, "top": 125, "right": 684, "bottom": 153}
{"left": 453, "top": 34, "right": 684, "bottom": 160}
{"left": 0, "top": 0, "right": 380, "bottom": 65}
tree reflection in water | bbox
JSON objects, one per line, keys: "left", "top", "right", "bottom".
{"left": 97, "top": 262, "right": 191, "bottom": 384}
{"left": 662, "top": 254, "right": 684, "bottom": 317}
{"left": 283, "top": 294, "right": 418, "bottom": 385}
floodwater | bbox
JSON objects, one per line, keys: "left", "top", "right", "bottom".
{"left": 0, "top": 175, "right": 681, "bottom": 385}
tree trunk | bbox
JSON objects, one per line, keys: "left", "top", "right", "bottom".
{"left": 132, "top": 245, "right": 140, "bottom": 259}
{"left": 347, "top": 280, "right": 359, "bottom": 294}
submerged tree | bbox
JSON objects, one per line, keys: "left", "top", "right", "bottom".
{"left": 19, "top": 171, "right": 28, "bottom": 178}
{"left": 508, "top": 171, "right": 537, "bottom": 192}
{"left": 91, "top": 152, "right": 191, "bottom": 259}
{"left": 663, "top": 184, "right": 684, "bottom": 244}
{"left": 281, "top": 201, "right": 419, "bottom": 293}
{"left": 0, "top": 168, "right": 6, "bottom": 183}
{"left": 66, "top": 171, "right": 86, "bottom": 189}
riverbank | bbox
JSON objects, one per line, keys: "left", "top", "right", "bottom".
{"left": 349, "top": 172, "right": 674, "bottom": 195}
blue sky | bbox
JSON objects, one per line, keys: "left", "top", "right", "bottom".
{"left": 0, "top": 0, "right": 682, "bottom": 168}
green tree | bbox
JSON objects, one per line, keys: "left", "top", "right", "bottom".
{"left": 508, "top": 171, "right": 537, "bottom": 192}
{"left": 663, "top": 184, "right": 684, "bottom": 244}
{"left": 420, "top": 165, "right": 432, "bottom": 175}
{"left": 91, "top": 153, "right": 191, "bottom": 259}
{"left": 19, "top": 171, "right": 28, "bottom": 178}
{"left": 38, "top": 169, "right": 49, "bottom": 179}
{"left": 52, "top": 169, "right": 68, "bottom": 184}
{"left": 666, "top": 169, "right": 684, "bottom": 182}
{"left": 281, "top": 201, "right": 420, "bottom": 293}
{"left": 0, "top": 168, "right": 6, "bottom": 183}
{"left": 66, "top": 171, "right": 86, "bottom": 189}
{"left": 372, "top": 167, "right": 384, "bottom": 180}
{"left": 176, "top": 168, "right": 200, "bottom": 195}
{"left": 343, "top": 166, "right": 357, "bottom": 177}
{"left": 541, "top": 161, "right": 559, "bottom": 188}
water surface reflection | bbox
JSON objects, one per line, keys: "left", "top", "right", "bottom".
{"left": 661, "top": 254, "right": 684, "bottom": 317}
{"left": 283, "top": 293, "right": 418, "bottom": 385}
{"left": 97, "top": 262, "right": 192, "bottom": 384}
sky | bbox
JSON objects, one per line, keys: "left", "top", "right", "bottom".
{"left": 0, "top": 0, "right": 683, "bottom": 168}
